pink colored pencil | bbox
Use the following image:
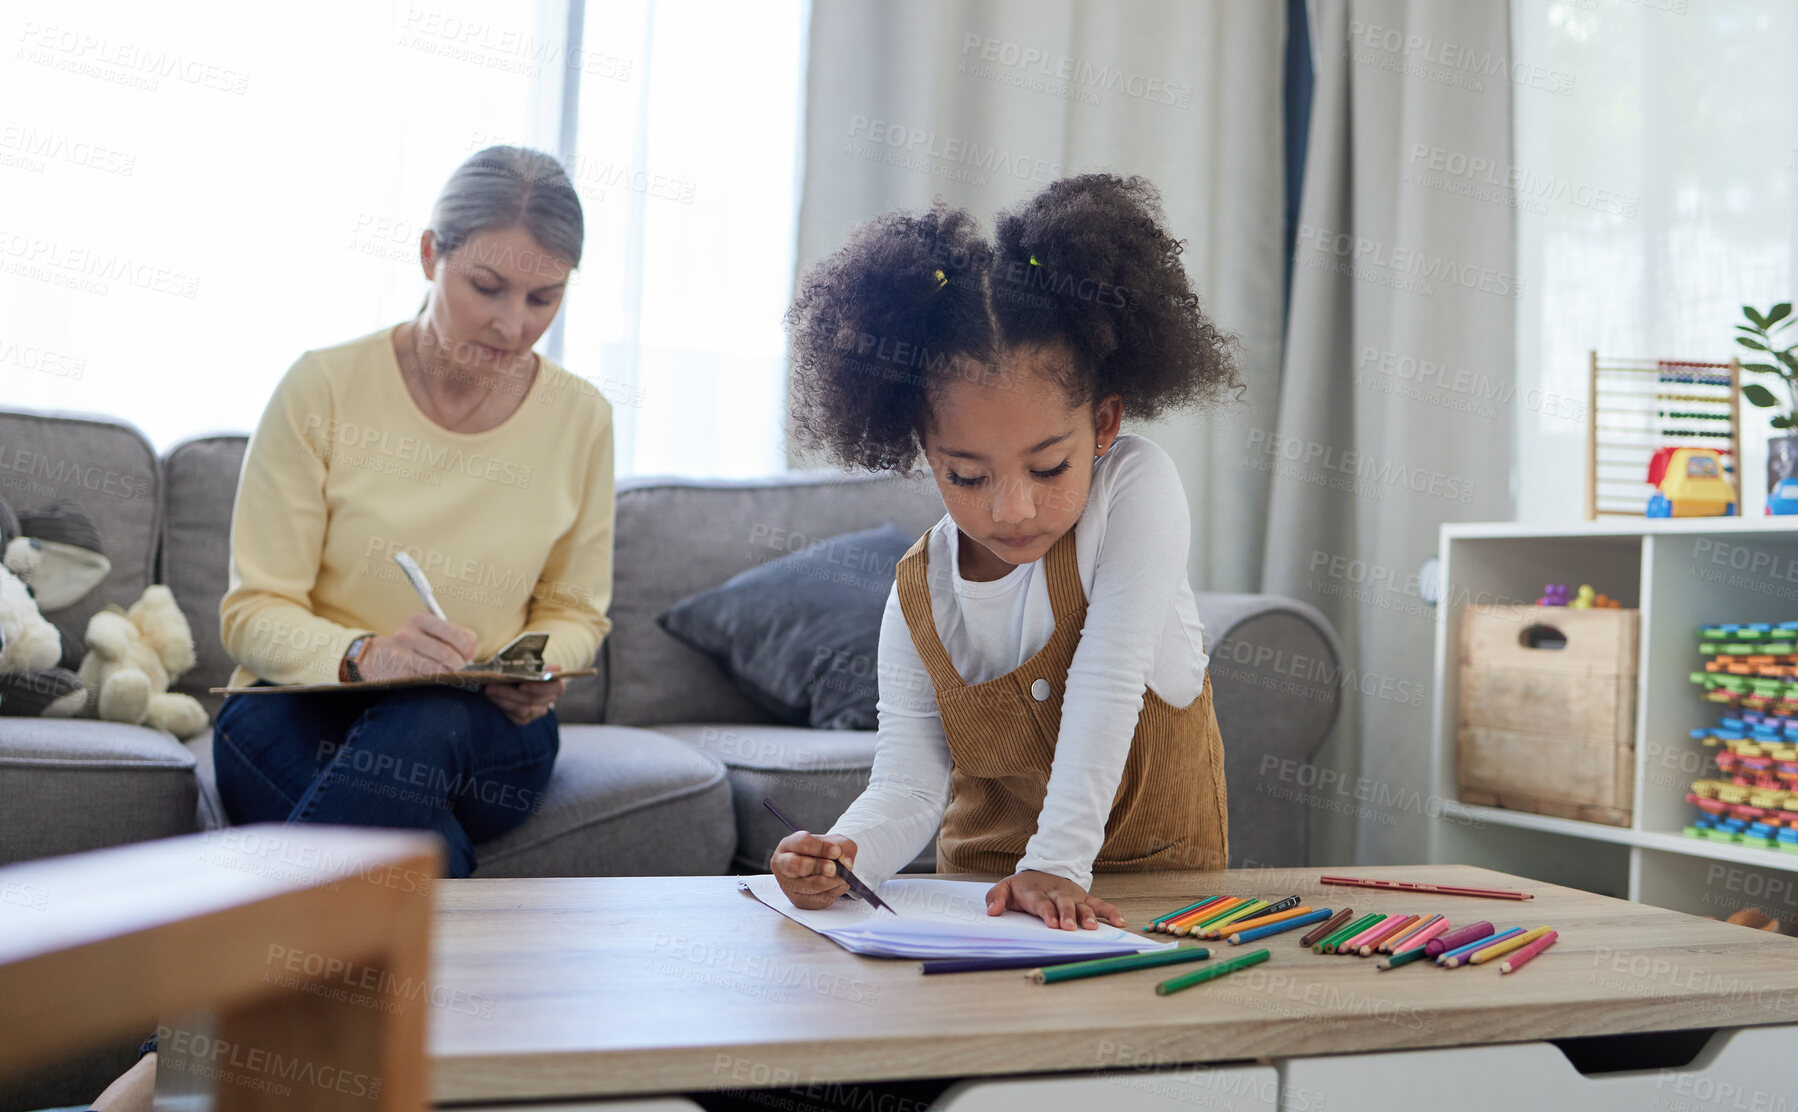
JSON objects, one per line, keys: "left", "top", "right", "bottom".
{"left": 1339, "top": 914, "right": 1394, "bottom": 954}
{"left": 1393, "top": 916, "right": 1452, "bottom": 954}
{"left": 1356, "top": 914, "right": 1418, "bottom": 956}
{"left": 1381, "top": 913, "right": 1442, "bottom": 953}
{"left": 1499, "top": 930, "right": 1558, "bottom": 973}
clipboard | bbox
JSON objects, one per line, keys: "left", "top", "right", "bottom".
{"left": 211, "top": 632, "right": 596, "bottom": 695}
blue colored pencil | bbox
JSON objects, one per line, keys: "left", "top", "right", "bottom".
{"left": 1437, "top": 926, "right": 1523, "bottom": 967}
{"left": 1228, "top": 907, "right": 1334, "bottom": 945}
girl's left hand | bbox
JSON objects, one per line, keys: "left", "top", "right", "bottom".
{"left": 485, "top": 664, "right": 566, "bottom": 726}
{"left": 985, "top": 869, "right": 1126, "bottom": 931}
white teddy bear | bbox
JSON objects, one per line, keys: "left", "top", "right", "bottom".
{"left": 0, "top": 555, "right": 64, "bottom": 675}
{"left": 77, "top": 585, "right": 210, "bottom": 738}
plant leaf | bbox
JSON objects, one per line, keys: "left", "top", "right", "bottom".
{"left": 1776, "top": 414, "right": 1795, "bottom": 430}
{"left": 1744, "top": 362, "right": 1782, "bottom": 374}
{"left": 1738, "top": 337, "right": 1770, "bottom": 351}
{"left": 1779, "top": 349, "right": 1798, "bottom": 374}
{"left": 1739, "top": 323, "right": 1768, "bottom": 334}
{"left": 1744, "top": 383, "right": 1781, "bottom": 407}
{"left": 1769, "top": 302, "right": 1793, "bottom": 325}
{"left": 1746, "top": 305, "right": 1768, "bottom": 328}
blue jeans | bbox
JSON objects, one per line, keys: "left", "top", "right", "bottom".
{"left": 212, "top": 684, "right": 558, "bottom": 878}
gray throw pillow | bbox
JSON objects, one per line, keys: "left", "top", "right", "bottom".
{"left": 656, "top": 522, "right": 915, "bottom": 729}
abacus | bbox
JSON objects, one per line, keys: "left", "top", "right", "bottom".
{"left": 1584, "top": 351, "right": 1742, "bottom": 519}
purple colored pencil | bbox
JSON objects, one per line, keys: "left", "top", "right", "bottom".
{"left": 1424, "top": 920, "right": 1494, "bottom": 958}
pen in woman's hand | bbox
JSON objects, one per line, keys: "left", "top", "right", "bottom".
{"left": 392, "top": 551, "right": 449, "bottom": 620}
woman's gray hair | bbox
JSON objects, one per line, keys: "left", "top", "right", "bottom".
{"left": 428, "top": 145, "right": 584, "bottom": 268}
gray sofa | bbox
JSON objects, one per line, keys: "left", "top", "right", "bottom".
{"left": 0, "top": 406, "right": 1343, "bottom": 1110}
{"left": 0, "top": 407, "right": 1343, "bottom": 883}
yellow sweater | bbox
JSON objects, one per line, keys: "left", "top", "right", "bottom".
{"left": 221, "top": 326, "right": 615, "bottom": 687}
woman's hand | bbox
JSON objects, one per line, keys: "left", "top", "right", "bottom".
{"left": 485, "top": 664, "right": 565, "bottom": 726}
{"left": 771, "top": 830, "right": 860, "bottom": 910}
{"left": 986, "top": 870, "right": 1125, "bottom": 931}
{"left": 358, "top": 614, "right": 478, "bottom": 681}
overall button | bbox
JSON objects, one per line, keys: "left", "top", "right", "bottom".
{"left": 1030, "top": 677, "right": 1051, "bottom": 702}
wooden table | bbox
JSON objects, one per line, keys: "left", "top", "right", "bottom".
{"left": 429, "top": 865, "right": 1798, "bottom": 1106}
{"left": 0, "top": 824, "right": 439, "bottom": 1111}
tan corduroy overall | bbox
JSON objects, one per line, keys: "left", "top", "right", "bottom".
{"left": 895, "top": 526, "right": 1230, "bottom": 877}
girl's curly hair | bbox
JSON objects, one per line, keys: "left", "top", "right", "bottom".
{"left": 785, "top": 173, "right": 1240, "bottom": 472}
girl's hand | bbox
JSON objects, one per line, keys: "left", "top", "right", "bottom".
{"left": 359, "top": 614, "right": 478, "bottom": 681}
{"left": 986, "top": 870, "right": 1126, "bottom": 931}
{"left": 485, "top": 664, "right": 565, "bottom": 726}
{"left": 771, "top": 831, "right": 860, "bottom": 910}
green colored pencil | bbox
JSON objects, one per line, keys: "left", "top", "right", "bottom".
{"left": 1149, "top": 898, "right": 1216, "bottom": 931}
{"left": 1156, "top": 948, "right": 1270, "bottom": 995}
{"left": 1316, "top": 912, "right": 1381, "bottom": 954}
{"left": 1029, "top": 945, "right": 1210, "bottom": 984}
{"left": 1179, "top": 898, "right": 1252, "bottom": 935}
{"left": 1377, "top": 945, "right": 1430, "bottom": 970}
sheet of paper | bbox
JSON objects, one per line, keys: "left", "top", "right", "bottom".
{"left": 740, "top": 875, "right": 1173, "bottom": 959}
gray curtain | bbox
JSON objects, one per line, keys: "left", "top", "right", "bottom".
{"left": 1265, "top": 0, "right": 1516, "bottom": 862}
{"left": 794, "top": 0, "right": 1288, "bottom": 593}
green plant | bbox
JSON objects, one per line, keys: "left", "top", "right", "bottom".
{"left": 1738, "top": 302, "right": 1798, "bottom": 428}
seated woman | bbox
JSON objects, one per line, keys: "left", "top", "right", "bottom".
{"left": 214, "top": 145, "right": 614, "bottom": 878}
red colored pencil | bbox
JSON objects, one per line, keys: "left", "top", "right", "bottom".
{"left": 1319, "top": 875, "right": 1532, "bottom": 901}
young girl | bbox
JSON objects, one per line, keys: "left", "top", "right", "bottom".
{"left": 772, "top": 174, "right": 1240, "bottom": 930}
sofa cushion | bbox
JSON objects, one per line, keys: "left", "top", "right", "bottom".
{"left": 608, "top": 472, "right": 944, "bottom": 727}
{"left": 0, "top": 409, "right": 159, "bottom": 671}
{"left": 184, "top": 722, "right": 736, "bottom": 878}
{"left": 0, "top": 718, "right": 196, "bottom": 866}
{"left": 656, "top": 522, "right": 911, "bottom": 730}
{"left": 651, "top": 722, "right": 935, "bottom": 875}
{"left": 159, "top": 435, "right": 246, "bottom": 715}
{"left": 472, "top": 724, "right": 736, "bottom": 877}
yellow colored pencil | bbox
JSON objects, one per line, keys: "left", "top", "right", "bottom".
{"left": 1468, "top": 926, "right": 1553, "bottom": 966}
{"left": 1171, "top": 897, "right": 1247, "bottom": 936}
{"left": 1200, "top": 898, "right": 1268, "bottom": 935}
{"left": 1203, "top": 905, "right": 1313, "bottom": 939}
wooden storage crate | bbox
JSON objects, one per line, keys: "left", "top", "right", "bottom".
{"left": 1456, "top": 604, "right": 1640, "bottom": 827}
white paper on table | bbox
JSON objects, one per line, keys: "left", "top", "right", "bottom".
{"left": 738, "top": 875, "right": 1173, "bottom": 959}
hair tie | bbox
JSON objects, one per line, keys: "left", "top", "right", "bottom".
{"left": 933, "top": 268, "right": 948, "bottom": 289}
{"left": 1028, "top": 254, "right": 1041, "bottom": 266}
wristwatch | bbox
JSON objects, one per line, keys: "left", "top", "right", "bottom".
{"left": 341, "top": 634, "right": 373, "bottom": 683}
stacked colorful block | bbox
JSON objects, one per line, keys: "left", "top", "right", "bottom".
{"left": 1684, "top": 711, "right": 1798, "bottom": 852}
{"left": 1690, "top": 623, "right": 1798, "bottom": 712}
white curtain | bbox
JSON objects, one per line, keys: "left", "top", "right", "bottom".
{"left": 1267, "top": 0, "right": 1517, "bottom": 863}
{"left": 1512, "top": 0, "right": 1798, "bottom": 519}
{"left": 1, "top": 0, "right": 566, "bottom": 447}
{"left": 794, "top": 0, "right": 1289, "bottom": 593}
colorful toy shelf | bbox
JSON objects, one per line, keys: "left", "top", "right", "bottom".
{"left": 1428, "top": 518, "right": 1798, "bottom": 921}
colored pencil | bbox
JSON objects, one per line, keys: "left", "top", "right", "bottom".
{"left": 1159, "top": 898, "right": 1232, "bottom": 935}
{"left": 1030, "top": 945, "right": 1210, "bottom": 984}
{"left": 1377, "top": 945, "right": 1431, "bottom": 970}
{"left": 1171, "top": 897, "right": 1245, "bottom": 935}
{"left": 1230, "top": 907, "right": 1333, "bottom": 944}
{"left": 1469, "top": 926, "right": 1552, "bottom": 966}
{"left": 1318, "top": 913, "right": 1381, "bottom": 954}
{"left": 1381, "top": 913, "right": 1442, "bottom": 953}
{"left": 1356, "top": 914, "right": 1419, "bottom": 956}
{"left": 1189, "top": 898, "right": 1267, "bottom": 936}
{"left": 1256, "top": 895, "right": 1304, "bottom": 918}
{"left": 1320, "top": 875, "right": 1532, "bottom": 901}
{"left": 1338, "top": 914, "right": 1393, "bottom": 954}
{"left": 1392, "top": 916, "right": 1452, "bottom": 954}
{"left": 1500, "top": 931, "right": 1559, "bottom": 974}
{"left": 1439, "top": 927, "right": 1523, "bottom": 967}
{"left": 921, "top": 951, "right": 1138, "bottom": 975}
{"left": 1299, "top": 907, "right": 1354, "bottom": 948}
{"left": 1150, "top": 897, "right": 1220, "bottom": 932}
{"left": 1424, "top": 921, "right": 1494, "bottom": 958}
{"left": 1156, "top": 948, "right": 1270, "bottom": 995}
{"left": 1204, "top": 905, "right": 1313, "bottom": 939}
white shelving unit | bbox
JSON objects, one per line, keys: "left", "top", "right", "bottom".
{"left": 1427, "top": 517, "right": 1798, "bottom": 920}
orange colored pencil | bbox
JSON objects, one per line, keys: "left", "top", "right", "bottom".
{"left": 1168, "top": 897, "right": 1244, "bottom": 936}
{"left": 1380, "top": 913, "right": 1442, "bottom": 953}
{"left": 1356, "top": 914, "right": 1419, "bottom": 956}
{"left": 1201, "top": 905, "right": 1314, "bottom": 939}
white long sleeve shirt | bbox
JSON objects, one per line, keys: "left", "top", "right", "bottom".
{"left": 829, "top": 433, "right": 1209, "bottom": 890}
